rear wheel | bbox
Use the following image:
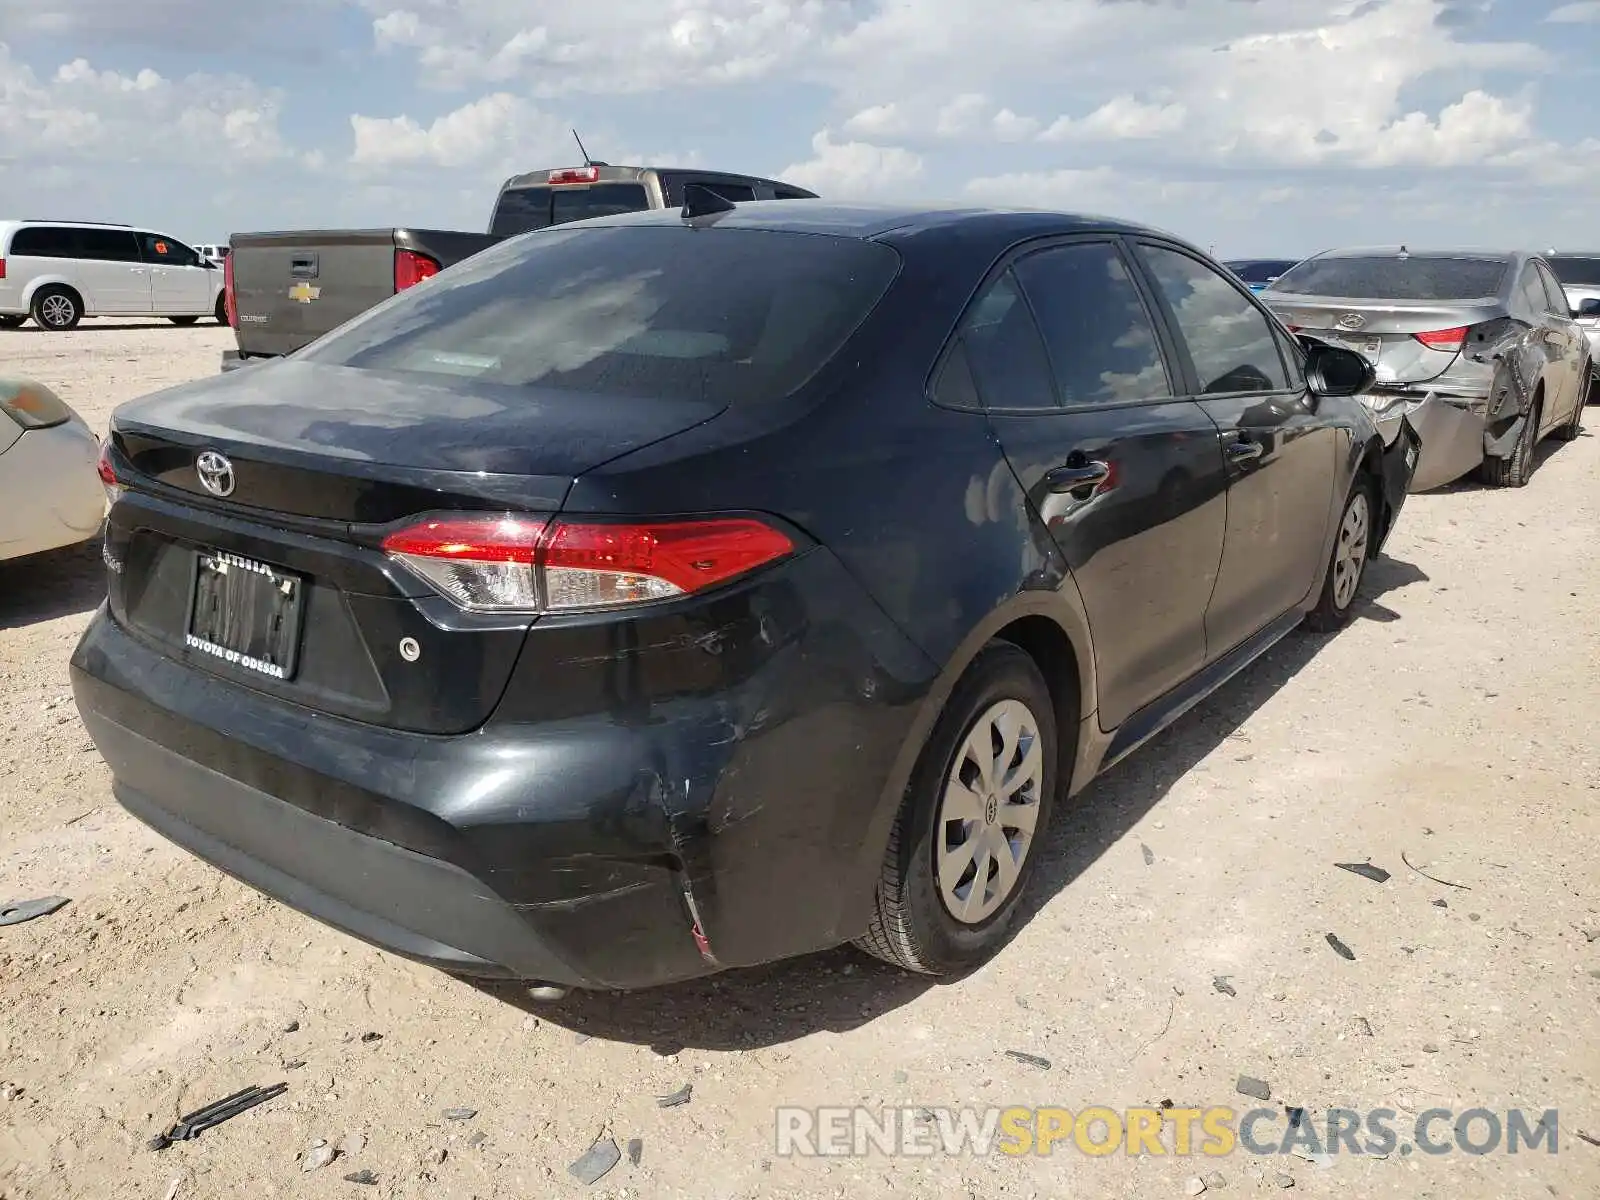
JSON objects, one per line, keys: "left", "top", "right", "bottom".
{"left": 1303, "top": 477, "right": 1375, "bottom": 633}
{"left": 1479, "top": 394, "right": 1542, "bottom": 487}
{"left": 854, "top": 642, "right": 1059, "bottom": 976}
{"left": 169, "top": 315, "right": 201, "bottom": 326}
{"left": 215, "top": 294, "right": 229, "bottom": 325}
{"left": 31, "top": 286, "right": 81, "bottom": 331}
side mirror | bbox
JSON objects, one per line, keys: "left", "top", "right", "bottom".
{"left": 1304, "top": 341, "right": 1374, "bottom": 398}
{"left": 1577, "top": 298, "right": 1600, "bottom": 318}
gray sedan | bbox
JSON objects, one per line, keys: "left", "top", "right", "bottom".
{"left": 1262, "top": 248, "right": 1587, "bottom": 490}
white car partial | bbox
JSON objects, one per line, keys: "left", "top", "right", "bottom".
{"left": 0, "top": 378, "right": 107, "bottom": 562}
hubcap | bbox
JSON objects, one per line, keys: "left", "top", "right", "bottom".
{"left": 1331, "top": 491, "right": 1370, "bottom": 610}
{"left": 936, "top": 698, "right": 1043, "bottom": 925}
{"left": 41, "top": 295, "right": 73, "bottom": 326}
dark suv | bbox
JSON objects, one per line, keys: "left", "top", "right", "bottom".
{"left": 74, "top": 202, "right": 1418, "bottom": 994}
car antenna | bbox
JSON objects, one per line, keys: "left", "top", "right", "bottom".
{"left": 681, "top": 181, "right": 737, "bottom": 221}
{"left": 572, "top": 128, "right": 592, "bottom": 166}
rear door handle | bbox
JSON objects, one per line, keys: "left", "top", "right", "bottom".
{"left": 1044, "top": 460, "right": 1111, "bottom": 492}
{"left": 1226, "top": 437, "right": 1264, "bottom": 462}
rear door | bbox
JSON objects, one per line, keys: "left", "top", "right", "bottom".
{"left": 1534, "top": 260, "right": 1585, "bottom": 427}
{"left": 138, "top": 232, "right": 212, "bottom": 314}
{"left": 1133, "top": 240, "right": 1338, "bottom": 658}
{"left": 952, "top": 237, "right": 1227, "bottom": 730}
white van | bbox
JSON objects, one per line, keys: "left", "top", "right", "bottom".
{"left": 193, "top": 244, "right": 231, "bottom": 266}
{"left": 0, "top": 220, "right": 227, "bottom": 331}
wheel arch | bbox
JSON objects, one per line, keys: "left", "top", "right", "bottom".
{"left": 26, "top": 277, "right": 88, "bottom": 316}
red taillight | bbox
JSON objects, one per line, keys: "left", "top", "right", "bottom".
{"left": 1413, "top": 326, "right": 1467, "bottom": 351}
{"left": 380, "top": 514, "right": 794, "bottom": 614}
{"left": 394, "top": 249, "right": 439, "bottom": 291}
{"left": 548, "top": 166, "right": 600, "bottom": 185}
{"left": 222, "top": 252, "right": 236, "bottom": 326}
{"left": 0, "top": 257, "right": 7, "bottom": 280}
{"left": 96, "top": 439, "right": 122, "bottom": 504}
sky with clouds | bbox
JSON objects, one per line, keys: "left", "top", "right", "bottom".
{"left": 1, "top": 0, "right": 1597, "bottom": 256}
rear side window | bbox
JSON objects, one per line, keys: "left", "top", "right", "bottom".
{"left": 137, "top": 234, "right": 201, "bottom": 267}
{"left": 78, "top": 229, "right": 141, "bottom": 262}
{"left": 1514, "top": 267, "right": 1547, "bottom": 317}
{"left": 8, "top": 226, "right": 77, "bottom": 258}
{"left": 773, "top": 187, "right": 813, "bottom": 200}
{"left": 1272, "top": 255, "right": 1507, "bottom": 300}
{"left": 299, "top": 226, "right": 900, "bottom": 406}
{"left": 1548, "top": 256, "right": 1600, "bottom": 285}
{"left": 1011, "top": 242, "right": 1170, "bottom": 406}
{"left": 1138, "top": 244, "right": 1289, "bottom": 395}
{"left": 490, "top": 184, "right": 652, "bottom": 235}
{"left": 1535, "top": 263, "right": 1567, "bottom": 314}
{"left": 935, "top": 271, "right": 1058, "bottom": 411}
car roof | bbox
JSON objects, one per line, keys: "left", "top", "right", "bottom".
{"left": 567, "top": 199, "right": 1177, "bottom": 243}
{"left": 0, "top": 220, "right": 135, "bottom": 230}
{"left": 1307, "top": 245, "right": 1527, "bottom": 263}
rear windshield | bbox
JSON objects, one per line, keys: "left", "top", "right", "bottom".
{"left": 489, "top": 184, "right": 651, "bottom": 236}
{"left": 1548, "top": 256, "right": 1600, "bottom": 285}
{"left": 299, "top": 225, "right": 901, "bottom": 405}
{"left": 1227, "top": 260, "right": 1297, "bottom": 284}
{"left": 1270, "top": 255, "right": 1507, "bottom": 300}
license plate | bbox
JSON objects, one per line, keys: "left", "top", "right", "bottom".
{"left": 185, "top": 550, "right": 305, "bottom": 680}
{"left": 1340, "top": 336, "right": 1381, "bottom": 359}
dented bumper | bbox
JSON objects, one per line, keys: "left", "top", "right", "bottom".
{"left": 1375, "top": 415, "right": 1421, "bottom": 554}
{"left": 1361, "top": 389, "right": 1486, "bottom": 492}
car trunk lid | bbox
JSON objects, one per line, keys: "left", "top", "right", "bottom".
{"left": 1263, "top": 297, "right": 1505, "bottom": 386}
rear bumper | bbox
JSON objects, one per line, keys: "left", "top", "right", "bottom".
{"left": 220, "top": 350, "right": 267, "bottom": 373}
{"left": 0, "top": 418, "right": 106, "bottom": 561}
{"left": 70, "top": 546, "right": 935, "bottom": 989}
{"left": 1361, "top": 389, "right": 1486, "bottom": 492}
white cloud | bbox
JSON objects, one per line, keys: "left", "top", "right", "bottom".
{"left": 349, "top": 92, "right": 568, "bottom": 169}
{"left": 1040, "top": 96, "right": 1188, "bottom": 142}
{"left": 778, "top": 130, "right": 924, "bottom": 198}
{"left": 0, "top": 42, "right": 289, "bottom": 165}
{"left": 1546, "top": 1, "right": 1600, "bottom": 20}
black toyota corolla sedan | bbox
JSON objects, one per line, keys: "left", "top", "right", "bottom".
{"left": 73, "top": 199, "right": 1420, "bottom": 994}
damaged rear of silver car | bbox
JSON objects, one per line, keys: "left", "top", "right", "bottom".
{"left": 1262, "top": 249, "right": 1589, "bottom": 490}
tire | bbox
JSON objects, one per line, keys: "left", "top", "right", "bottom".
{"left": 1303, "top": 476, "right": 1377, "bottom": 633}
{"left": 0, "top": 314, "right": 24, "bottom": 329}
{"left": 1478, "top": 393, "right": 1541, "bottom": 488}
{"left": 169, "top": 315, "right": 201, "bottom": 326}
{"left": 30, "top": 285, "right": 81, "bottom": 331}
{"left": 854, "top": 641, "right": 1059, "bottom": 975}
{"left": 215, "top": 294, "right": 229, "bottom": 325}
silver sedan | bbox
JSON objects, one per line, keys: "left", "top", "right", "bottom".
{"left": 1263, "top": 248, "right": 1587, "bottom": 490}
{"left": 0, "top": 377, "right": 107, "bottom": 562}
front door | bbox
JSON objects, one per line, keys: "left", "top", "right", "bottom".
{"left": 138, "top": 233, "right": 212, "bottom": 314}
{"left": 1534, "top": 260, "right": 1586, "bottom": 429}
{"left": 1131, "top": 241, "right": 1339, "bottom": 659}
{"left": 952, "top": 239, "right": 1228, "bottom": 731}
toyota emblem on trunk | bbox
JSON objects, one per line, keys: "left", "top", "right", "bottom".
{"left": 195, "top": 451, "right": 236, "bottom": 497}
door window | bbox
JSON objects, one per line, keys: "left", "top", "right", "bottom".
{"left": 934, "top": 271, "right": 1057, "bottom": 411}
{"left": 1536, "top": 263, "right": 1568, "bottom": 315}
{"left": 8, "top": 226, "right": 77, "bottom": 258}
{"left": 1515, "top": 267, "right": 1547, "bottom": 318}
{"left": 138, "top": 234, "right": 201, "bottom": 267}
{"left": 78, "top": 229, "right": 142, "bottom": 262}
{"left": 1011, "top": 242, "right": 1171, "bottom": 407}
{"left": 1139, "top": 245, "right": 1290, "bottom": 394}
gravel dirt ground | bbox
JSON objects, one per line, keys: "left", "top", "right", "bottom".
{"left": 2, "top": 322, "right": 1598, "bottom": 1199}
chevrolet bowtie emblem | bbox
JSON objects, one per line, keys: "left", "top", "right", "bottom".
{"left": 288, "top": 282, "right": 320, "bottom": 304}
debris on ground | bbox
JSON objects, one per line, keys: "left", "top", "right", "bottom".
{"left": 1401, "top": 851, "right": 1471, "bottom": 889}
{"left": 1142, "top": 843, "right": 1155, "bottom": 865}
{"left": 0, "top": 1083, "right": 21, "bottom": 1101}
{"left": 161, "top": 1173, "right": 185, "bottom": 1200}
{"left": 627, "top": 1137, "right": 643, "bottom": 1166}
{"left": 442, "top": 1107, "right": 477, "bottom": 1120}
{"left": 1003, "top": 1050, "right": 1051, "bottom": 1070}
{"left": 656, "top": 1084, "right": 693, "bottom": 1108}
{"left": 1235, "top": 1076, "right": 1271, "bottom": 1101}
{"left": 1573, "top": 1129, "right": 1600, "bottom": 1147}
{"left": 338, "top": 1132, "right": 365, "bottom": 1157}
{"left": 1433, "top": 899, "right": 1448, "bottom": 908}
{"left": 1354, "top": 1017, "right": 1374, "bottom": 1037}
{"left": 1335, "top": 862, "right": 1390, "bottom": 883}
{"left": 467, "top": 1130, "right": 487, "bottom": 1148}
{"left": 359, "top": 1032, "right": 382, "bottom": 1043}
{"left": 1185, "top": 1177, "right": 1206, "bottom": 1195}
{"left": 148, "top": 1082, "right": 288, "bottom": 1150}
{"left": 301, "top": 1141, "right": 336, "bottom": 1172}
{"left": 281, "top": 1020, "right": 300, "bottom": 1033}
{"left": 1272, "top": 1173, "right": 1295, "bottom": 1188}
{"left": 568, "top": 1137, "right": 621, "bottom": 1185}
{"left": 1203, "top": 1171, "right": 1227, "bottom": 1188}
{"left": 342, "top": 1170, "right": 378, "bottom": 1185}
{"left": 1212, "top": 976, "right": 1236, "bottom": 997}
{"left": 0, "top": 896, "right": 70, "bottom": 927}
{"left": 1325, "top": 933, "right": 1356, "bottom": 960}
